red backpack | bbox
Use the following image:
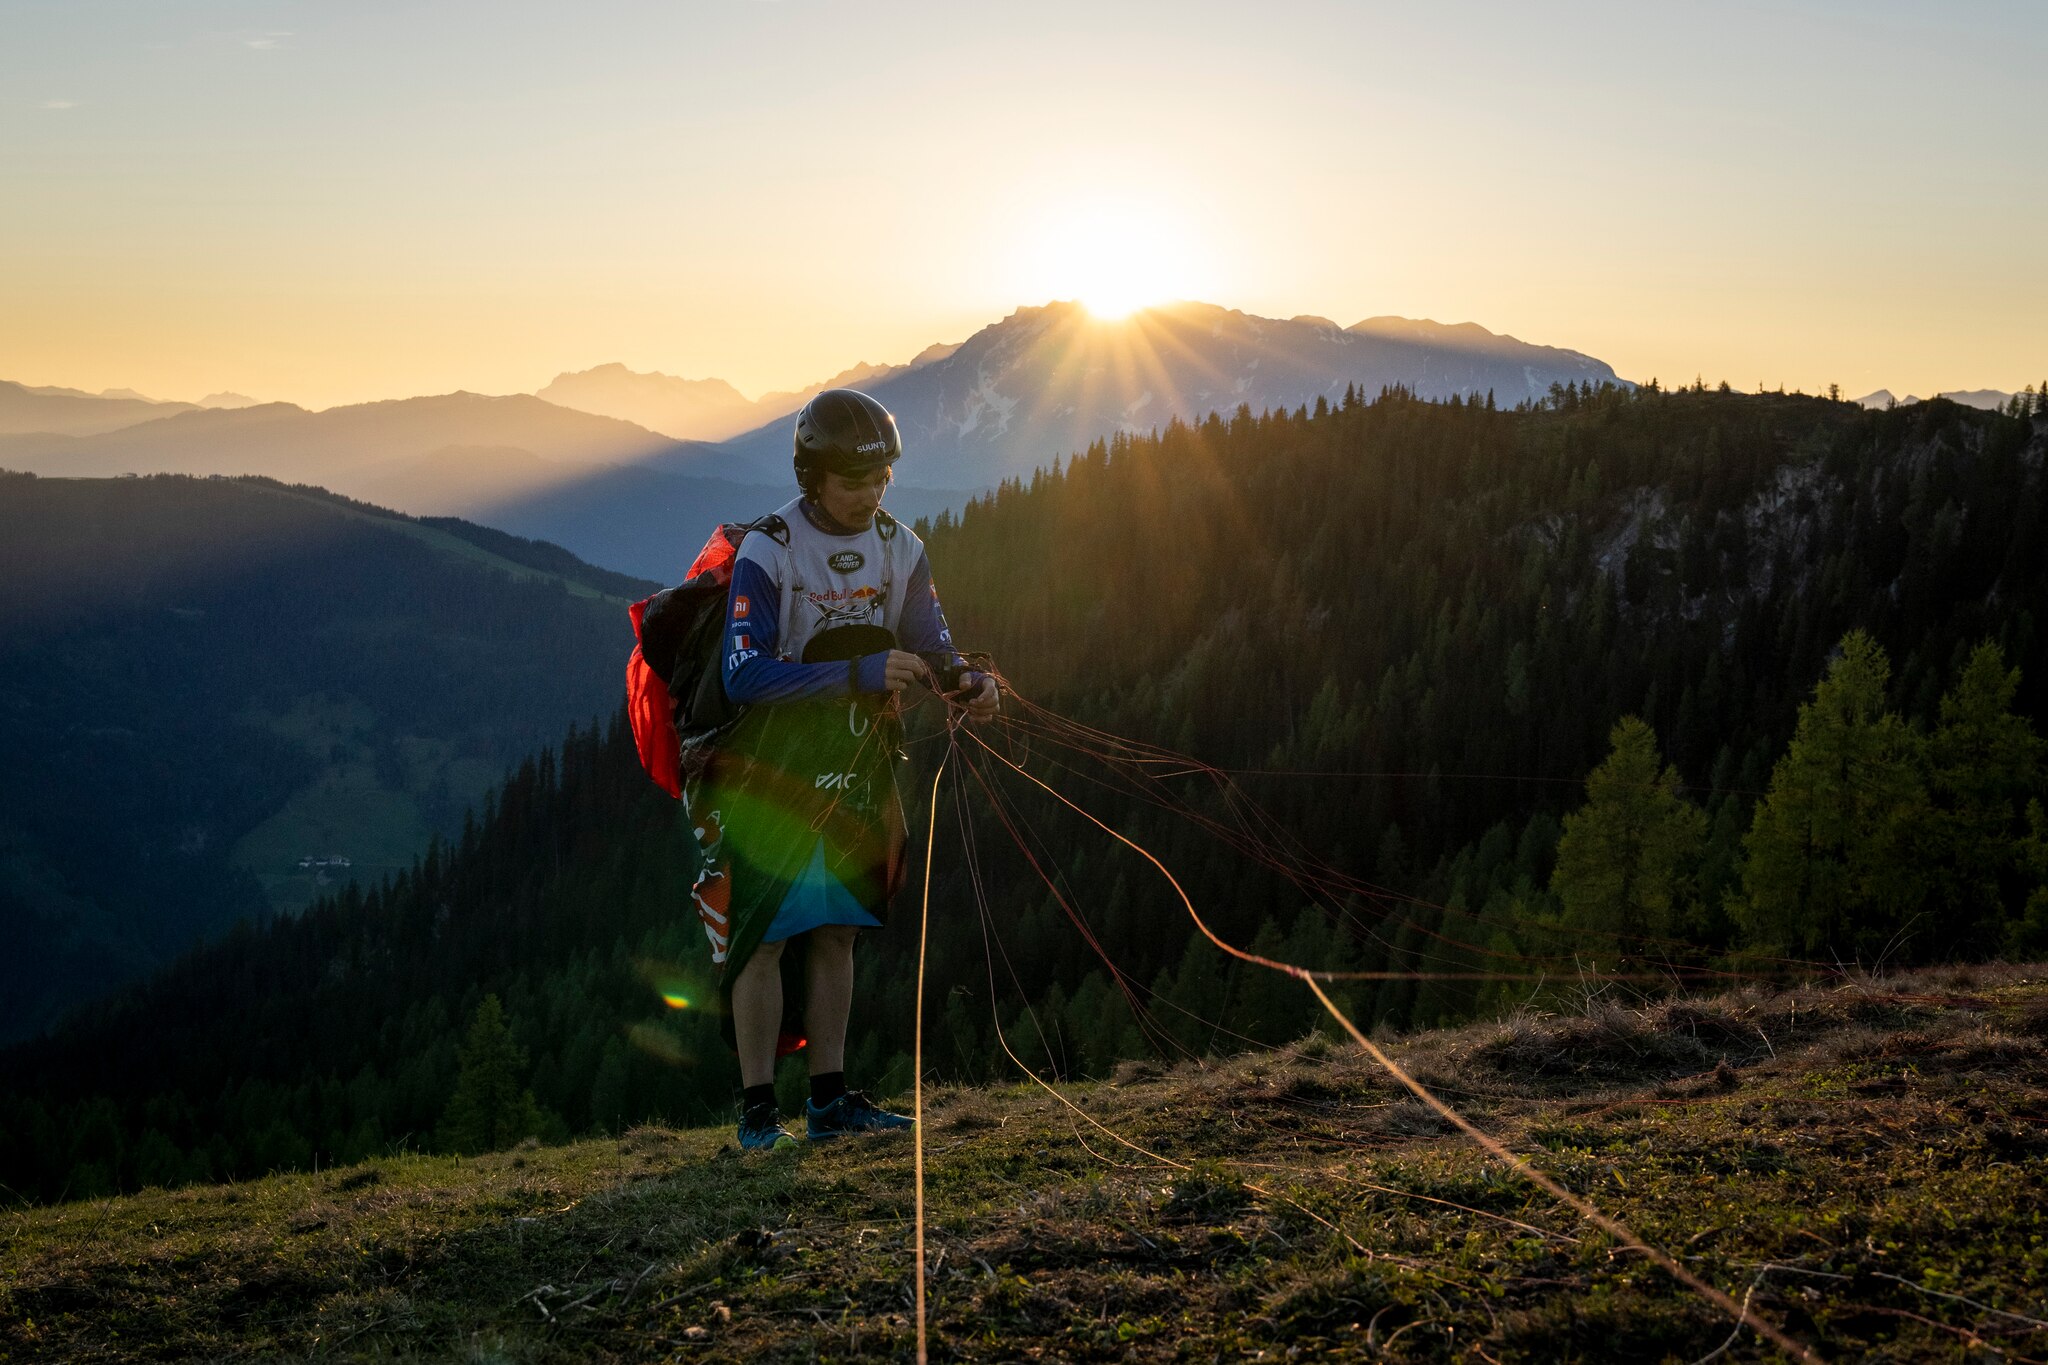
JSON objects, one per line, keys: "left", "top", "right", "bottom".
{"left": 625, "top": 516, "right": 787, "bottom": 797}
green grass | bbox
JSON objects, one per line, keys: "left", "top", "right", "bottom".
{"left": 230, "top": 696, "right": 503, "bottom": 914}
{"left": 7, "top": 965, "right": 2048, "bottom": 1361}
{"left": 231, "top": 696, "right": 431, "bottom": 913}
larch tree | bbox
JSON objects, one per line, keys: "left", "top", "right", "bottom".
{"left": 1925, "top": 642, "right": 2045, "bottom": 948}
{"left": 438, "top": 995, "right": 543, "bottom": 1155}
{"left": 1550, "top": 716, "right": 1707, "bottom": 941}
{"left": 1734, "top": 632, "right": 1931, "bottom": 961}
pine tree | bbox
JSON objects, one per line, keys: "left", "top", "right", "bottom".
{"left": 1550, "top": 717, "right": 1707, "bottom": 940}
{"left": 1925, "top": 642, "right": 2045, "bottom": 947}
{"left": 438, "top": 995, "right": 543, "bottom": 1154}
{"left": 1734, "top": 633, "right": 1931, "bottom": 960}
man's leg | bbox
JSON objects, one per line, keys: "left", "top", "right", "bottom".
{"left": 803, "top": 925, "right": 859, "bottom": 1077}
{"left": 731, "top": 937, "right": 787, "bottom": 1090}
{"left": 802, "top": 924, "right": 912, "bottom": 1135}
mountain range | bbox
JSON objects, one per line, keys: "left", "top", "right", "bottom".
{"left": 1, "top": 300, "right": 1629, "bottom": 576}
{"left": 603, "top": 301, "right": 1628, "bottom": 489}
{"left": 1855, "top": 387, "right": 2023, "bottom": 411}
{"left": 0, "top": 382, "right": 263, "bottom": 437}
{"left": 0, "top": 396, "right": 759, "bottom": 580}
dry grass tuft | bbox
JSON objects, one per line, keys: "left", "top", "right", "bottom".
{"left": 1476, "top": 1003, "right": 1717, "bottom": 1081}
{"left": 1111, "top": 1058, "right": 1163, "bottom": 1087}
{"left": 618, "top": 1125, "right": 682, "bottom": 1153}
{"left": 1379, "top": 1098, "right": 1458, "bottom": 1137}
{"left": 938, "top": 1096, "right": 1004, "bottom": 1133}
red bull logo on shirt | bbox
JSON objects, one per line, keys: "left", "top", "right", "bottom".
{"left": 806, "top": 583, "right": 888, "bottom": 630}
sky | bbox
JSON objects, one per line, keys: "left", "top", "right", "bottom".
{"left": 3, "top": 0, "right": 2043, "bottom": 410}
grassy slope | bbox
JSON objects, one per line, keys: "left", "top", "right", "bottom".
{"left": 5, "top": 966, "right": 2047, "bottom": 1363}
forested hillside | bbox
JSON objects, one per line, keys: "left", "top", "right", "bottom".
{"left": 4, "top": 387, "right": 2046, "bottom": 1204}
{"left": 919, "top": 384, "right": 2048, "bottom": 1037}
{"left": 0, "top": 473, "right": 656, "bottom": 1045}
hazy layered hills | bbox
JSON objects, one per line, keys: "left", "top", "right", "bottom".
{"left": 0, "top": 382, "right": 266, "bottom": 436}
{"left": 2, "top": 300, "right": 1623, "bottom": 575}
{"left": 0, "top": 395, "right": 779, "bottom": 580}
{"left": 0, "top": 392, "right": 968, "bottom": 580}
{"left": 0, "top": 380, "right": 202, "bottom": 437}
{"left": 535, "top": 341, "right": 963, "bottom": 441}
{"left": 0, "top": 391, "right": 700, "bottom": 486}
{"left": 1856, "top": 386, "right": 2024, "bottom": 411}
{"left": 0, "top": 472, "right": 656, "bottom": 1044}
{"left": 535, "top": 365, "right": 758, "bottom": 441}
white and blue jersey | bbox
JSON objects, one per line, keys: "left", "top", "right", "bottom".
{"left": 714, "top": 495, "right": 968, "bottom": 945}
{"left": 721, "top": 495, "right": 965, "bottom": 705}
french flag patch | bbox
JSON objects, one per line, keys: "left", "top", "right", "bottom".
{"left": 733, "top": 633, "right": 751, "bottom": 651}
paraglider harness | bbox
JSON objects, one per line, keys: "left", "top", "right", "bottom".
{"left": 625, "top": 514, "right": 792, "bottom": 798}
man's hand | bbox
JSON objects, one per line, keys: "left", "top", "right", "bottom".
{"left": 879, "top": 649, "right": 930, "bottom": 692}
{"left": 948, "top": 671, "right": 1000, "bottom": 725}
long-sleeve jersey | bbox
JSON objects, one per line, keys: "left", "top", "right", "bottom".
{"left": 721, "top": 496, "right": 966, "bottom": 705}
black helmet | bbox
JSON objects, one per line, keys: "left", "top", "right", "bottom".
{"left": 793, "top": 389, "right": 901, "bottom": 494}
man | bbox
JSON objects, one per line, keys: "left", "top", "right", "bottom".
{"left": 690, "top": 388, "right": 998, "bottom": 1151}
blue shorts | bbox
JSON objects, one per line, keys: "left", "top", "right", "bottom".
{"left": 762, "top": 837, "right": 883, "bottom": 943}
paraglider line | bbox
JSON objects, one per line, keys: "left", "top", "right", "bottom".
{"left": 961, "top": 724, "right": 1820, "bottom": 1363}
{"left": 911, "top": 739, "right": 949, "bottom": 1365}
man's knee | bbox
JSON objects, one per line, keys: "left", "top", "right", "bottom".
{"left": 810, "top": 924, "right": 859, "bottom": 952}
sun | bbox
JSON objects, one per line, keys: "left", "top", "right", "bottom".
{"left": 1025, "top": 201, "right": 1197, "bottom": 319}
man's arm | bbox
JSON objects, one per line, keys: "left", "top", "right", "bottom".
{"left": 897, "top": 554, "right": 964, "bottom": 671}
{"left": 722, "top": 557, "right": 892, "bottom": 703}
{"left": 899, "top": 554, "right": 997, "bottom": 718}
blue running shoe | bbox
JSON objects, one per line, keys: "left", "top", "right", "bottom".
{"left": 807, "top": 1089, "right": 915, "bottom": 1140}
{"left": 738, "top": 1103, "right": 798, "bottom": 1151}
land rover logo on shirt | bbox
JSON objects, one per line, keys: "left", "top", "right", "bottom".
{"left": 828, "top": 550, "right": 865, "bottom": 573}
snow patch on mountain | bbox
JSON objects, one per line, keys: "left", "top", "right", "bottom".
{"left": 955, "top": 368, "right": 1018, "bottom": 440}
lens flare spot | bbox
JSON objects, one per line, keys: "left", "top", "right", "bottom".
{"left": 637, "top": 957, "right": 707, "bottom": 1015}
{"left": 627, "top": 1021, "right": 687, "bottom": 1065}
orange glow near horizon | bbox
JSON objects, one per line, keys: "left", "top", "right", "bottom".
{"left": 2, "top": 5, "right": 2040, "bottom": 408}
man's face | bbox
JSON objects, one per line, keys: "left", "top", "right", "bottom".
{"left": 818, "top": 467, "right": 890, "bottom": 529}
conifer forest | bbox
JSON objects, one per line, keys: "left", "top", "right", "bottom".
{"left": 6, "top": 384, "right": 2048, "bottom": 1204}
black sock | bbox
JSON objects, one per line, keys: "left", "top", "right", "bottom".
{"left": 742, "top": 1083, "right": 776, "bottom": 1115}
{"left": 810, "top": 1071, "right": 846, "bottom": 1107}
